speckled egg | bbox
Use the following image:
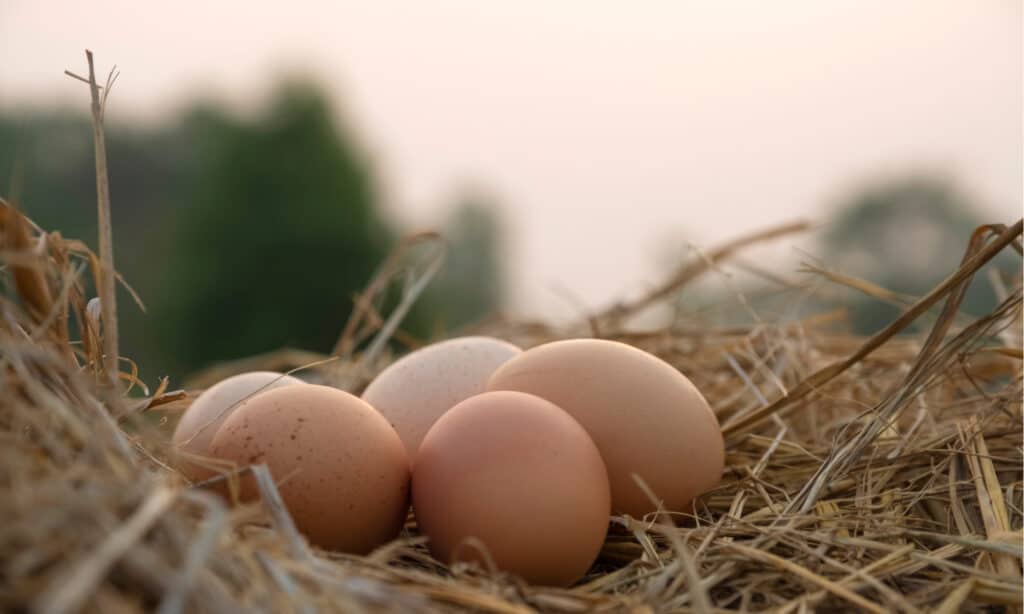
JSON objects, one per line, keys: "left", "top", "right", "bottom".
{"left": 209, "top": 384, "right": 410, "bottom": 554}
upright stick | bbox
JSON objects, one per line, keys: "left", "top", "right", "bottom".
{"left": 77, "top": 50, "right": 120, "bottom": 389}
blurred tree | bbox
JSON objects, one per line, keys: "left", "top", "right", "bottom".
{"left": 1, "top": 79, "right": 508, "bottom": 382}
{"left": 419, "top": 192, "right": 505, "bottom": 332}
{"left": 0, "top": 111, "right": 100, "bottom": 243}
{"left": 158, "top": 82, "right": 393, "bottom": 375}
{"left": 0, "top": 111, "right": 190, "bottom": 379}
{"left": 822, "top": 174, "right": 1011, "bottom": 333}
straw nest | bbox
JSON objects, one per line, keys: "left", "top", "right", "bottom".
{"left": 1, "top": 188, "right": 1022, "bottom": 614}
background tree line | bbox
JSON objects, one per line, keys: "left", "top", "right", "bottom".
{"left": 1, "top": 79, "right": 1013, "bottom": 385}
{"left": 0, "top": 80, "right": 504, "bottom": 384}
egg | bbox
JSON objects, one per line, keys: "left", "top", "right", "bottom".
{"left": 209, "top": 384, "right": 410, "bottom": 554}
{"left": 413, "top": 391, "right": 610, "bottom": 587}
{"left": 361, "top": 336, "right": 521, "bottom": 456}
{"left": 486, "top": 339, "right": 723, "bottom": 517}
{"left": 172, "top": 371, "right": 304, "bottom": 481}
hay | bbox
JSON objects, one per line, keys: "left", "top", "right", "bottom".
{"left": 1, "top": 196, "right": 1020, "bottom": 613}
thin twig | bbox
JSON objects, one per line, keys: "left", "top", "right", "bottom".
{"left": 69, "top": 50, "right": 120, "bottom": 391}
{"left": 600, "top": 219, "right": 810, "bottom": 322}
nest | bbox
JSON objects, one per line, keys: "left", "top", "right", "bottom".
{"left": 1, "top": 189, "right": 1022, "bottom": 614}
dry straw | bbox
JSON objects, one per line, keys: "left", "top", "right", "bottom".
{"left": 0, "top": 52, "right": 1021, "bottom": 613}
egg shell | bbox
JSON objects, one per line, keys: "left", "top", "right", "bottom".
{"left": 486, "top": 339, "right": 723, "bottom": 517}
{"left": 362, "top": 336, "right": 521, "bottom": 456}
{"left": 172, "top": 371, "right": 304, "bottom": 481}
{"left": 209, "top": 384, "right": 410, "bottom": 554}
{"left": 413, "top": 391, "right": 610, "bottom": 587}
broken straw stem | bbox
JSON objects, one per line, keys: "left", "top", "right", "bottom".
{"left": 68, "top": 50, "right": 120, "bottom": 389}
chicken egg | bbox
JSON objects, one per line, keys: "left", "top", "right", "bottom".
{"left": 209, "top": 384, "right": 410, "bottom": 553}
{"left": 487, "top": 339, "right": 723, "bottom": 517}
{"left": 172, "top": 371, "right": 304, "bottom": 482}
{"left": 413, "top": 391, "right": 610, "bottom": 587}
{"left": 361, "top": 336, "right": 521, "bottom": 456}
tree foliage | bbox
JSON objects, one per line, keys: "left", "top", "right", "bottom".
{"left": 822, "top": 174, "right": 1011, "bottom": 333}
{"left": 420, "top": 192, "right": 505, "bottom": 332}
{"left": 158, "top": 83, "right": 393, "bottom": 374}
{"left": 1, "top": 80, "right": 505, "bottom": 381}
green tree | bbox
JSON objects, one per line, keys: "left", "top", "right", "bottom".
{"left": 158, "top": 82, "right": 393, "bottom": 376}
{"left": 2, "top": 82, "right": 509, "bottom": 382}
{"left": 420, "top": 192, "right": 505, "bottom": 332}
{"left": 822, "top": 174, "right": 1011, "bottom": 333}
{"left": 0, "top": 110, "right": 191, "bottom": 380}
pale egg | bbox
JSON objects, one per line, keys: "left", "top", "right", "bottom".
{"left": 362, "top": 336, "right": 521, "bottom": 456}
{"left": 172, "top": 371, "right": 303, "bottom": 481}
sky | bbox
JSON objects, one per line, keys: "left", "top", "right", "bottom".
{"left": 1, "top": 1, "right": 1021, "bottom": 320}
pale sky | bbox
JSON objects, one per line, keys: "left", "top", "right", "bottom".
{"left": 2, "top": 1, "right": 1021, "bottom": 320}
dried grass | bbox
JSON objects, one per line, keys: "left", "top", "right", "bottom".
{"left": 1, "top": 196, "right": 1020, "bottom": 613}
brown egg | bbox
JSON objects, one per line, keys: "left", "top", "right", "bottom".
{"left": 413, "top": 391, "right": 610, "bottom": 587}
{"left": 209, "top": 385, "right": 410, "bottom": 553}
{"left": 172, "top": 371, "right": 304, "bottom": 482}
{"left": 486, "top": 339, "right": 723, "bottom": 517}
